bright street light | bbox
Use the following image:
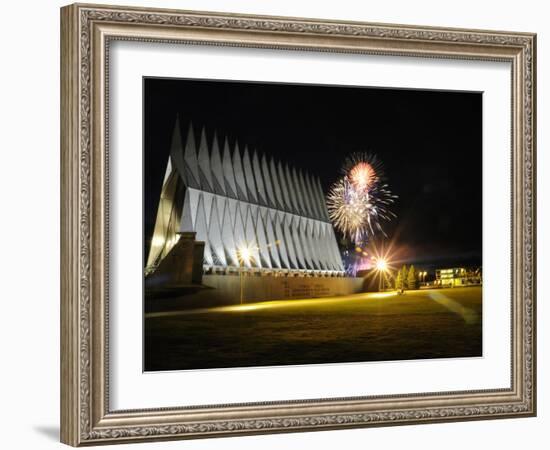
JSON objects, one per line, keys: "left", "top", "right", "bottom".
{"left": 375, "top": 258, "right": 388, "bottom": 272}
{"left": 418, "top": 271, "right": 428, "bottom": 283}
{"left": 237, "top": 246, "right": 251, "bottom": 267}
{"left": 374, "top": 258, "right": 390, "bottom": 292}
{"left": 236, "top": 244, "right": 255, "bottom": 305}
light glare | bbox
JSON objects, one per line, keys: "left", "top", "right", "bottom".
{"left": 375, "top": 258, "right": 388, "bottom": 271}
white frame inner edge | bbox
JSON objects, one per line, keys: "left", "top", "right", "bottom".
{"left": 109, "top": 41, "right": 511, "bottom": 411}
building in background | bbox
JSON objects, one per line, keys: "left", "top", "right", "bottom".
{"left": 146, "top": 118, "right": 344, "bottom": 279}
{"left": 435, "top": 267, "right": 482, "bottom": 287}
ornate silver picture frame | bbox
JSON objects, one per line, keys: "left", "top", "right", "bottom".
{"left": 61, "top": 3, "right": 536, "bottom": 446}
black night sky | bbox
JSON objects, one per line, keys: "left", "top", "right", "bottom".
{"left": 144, "top": 78, "right": 482, "bottom": 269}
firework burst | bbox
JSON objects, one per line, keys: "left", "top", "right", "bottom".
{"left": 349, "top": 162, "right": 376, "bottom": 191}
{"left": 327, "top": 153, "right": 397, "bottom": 245}
{"left": 343, "top": 153, "right": 383, "bottom": 191}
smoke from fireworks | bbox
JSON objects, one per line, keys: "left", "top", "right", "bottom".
{"left": 327, "top": 152, "right": 396, "bottom": 246}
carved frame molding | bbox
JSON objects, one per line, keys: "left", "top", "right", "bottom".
{"left": 61, "top": 3, "right": 536, "bottom": 446}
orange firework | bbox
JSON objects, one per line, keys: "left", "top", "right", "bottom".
{"left": 349, "top": 161, "right": 376, "bottom": 191}
{"left": 327, "top": 152, "right": 397, "bottom": 245}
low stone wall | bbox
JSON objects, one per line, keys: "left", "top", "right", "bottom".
{"left": 202, "top": 274, "right": 366, "bottom": 304}
{"left": 146, "top": 274, "right": 368, "bottom": 311}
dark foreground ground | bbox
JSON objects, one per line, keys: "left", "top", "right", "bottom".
{"left": 144, "top": 286, "right": 482, "bottom": 371}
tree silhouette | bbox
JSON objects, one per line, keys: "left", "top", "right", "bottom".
{"left": 400, "top": 266, "right": 408, "bottom": 290}
{"left": 407, "top": 265, "right": 417, "bottom": 290}
{"left": 395, "top": 270, "right": 403, "bottom": 290}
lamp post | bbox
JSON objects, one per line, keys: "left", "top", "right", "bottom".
{"left": 237, "top": 245, "right": 251, "bottom": 305}
{"left": 375, "top": 258, "right": 388, "bottom": 292}
{"left": 239, "top": 260, "right": 244, "bottom": 305}
{"left": 419, "top": 271, "right": 427, "bottom": 284}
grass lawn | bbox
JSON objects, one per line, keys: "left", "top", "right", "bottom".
{"left": 144, "top": 286, "right": 482, "bottom": 371}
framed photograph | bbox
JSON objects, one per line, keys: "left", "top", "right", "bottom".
{"left": 60, "top": 3, "right": 536, "bottom": 446}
